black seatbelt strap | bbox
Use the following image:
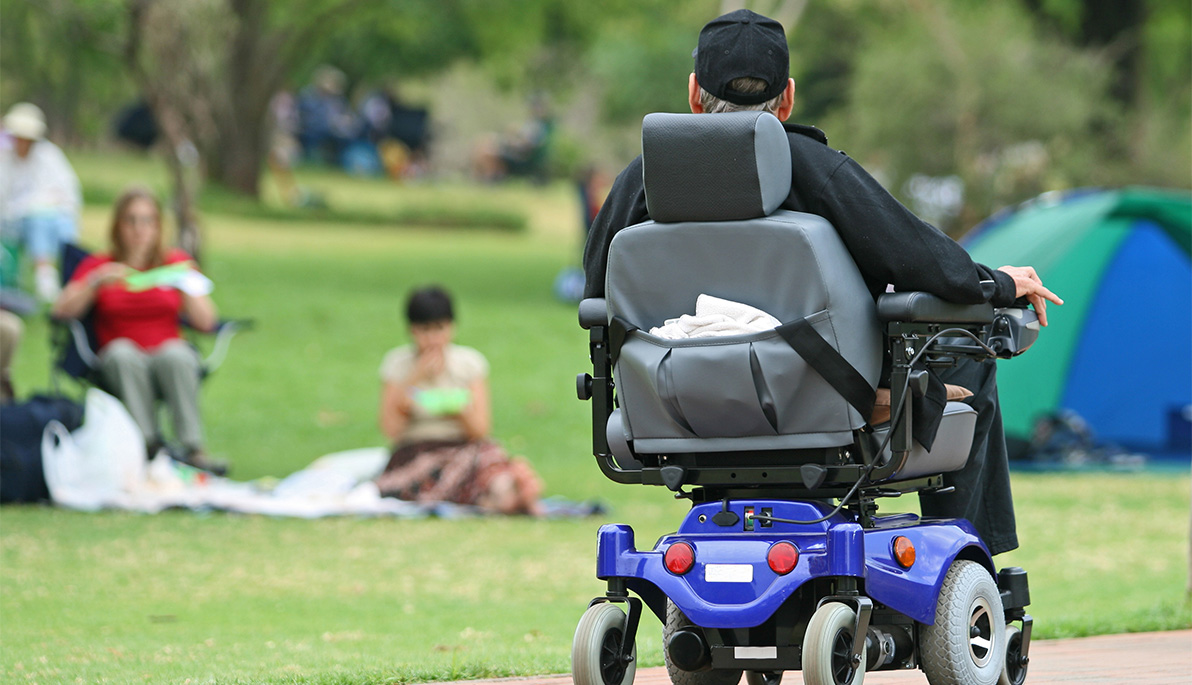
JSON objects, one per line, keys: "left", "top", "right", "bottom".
{"left": 776, "top": 318, "right": 876, "bottom": 420}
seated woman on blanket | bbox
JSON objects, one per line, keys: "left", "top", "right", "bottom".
{"left": 52, "top": 186, "right": 226, "bottom": 474}
{"left": 375, "top": 286, "right": 542, "bottom": 514}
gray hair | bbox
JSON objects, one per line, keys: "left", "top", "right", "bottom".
{"left": 698, "top": 76, "right": 784, "bottom": 115}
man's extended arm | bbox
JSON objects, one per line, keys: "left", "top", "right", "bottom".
{"left": 804, "top": 153, "right": 1017, "bottom": 306}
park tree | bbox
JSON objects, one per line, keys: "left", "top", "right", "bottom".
{"left": 123, "top": 0, "right": 624, "bottom": 201}
{"left": 833, "top": 0, "right": 1189, "bottom": 232}
{"left": 1020, "top": 0, "right": 1147, "bottom": 104}
{"left": 0, "top": 0, "right": 131, "bottom": 144}
{"left": 123, "top": 0, "right": 372, "bottom": 197}
{"left": 2, "top": 0, "right": 1184, "bottom": 243}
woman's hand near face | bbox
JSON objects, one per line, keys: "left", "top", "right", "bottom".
{"left": 408, "top": 346, "right": 446, "bottom": 385}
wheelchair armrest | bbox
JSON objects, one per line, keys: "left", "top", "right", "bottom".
{"left": 877, "top": 292, "right": 994, "bottom": 324}
{"left": 578, "top": 298, "right": 607, "bottom": 330}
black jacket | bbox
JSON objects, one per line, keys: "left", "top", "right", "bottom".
{"left": 582, "top": 122, "right": 1016, "bottom": 447}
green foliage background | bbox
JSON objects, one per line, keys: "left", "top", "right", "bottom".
{"left": 1, "top": 0, "right": 1188, "bottom": 226}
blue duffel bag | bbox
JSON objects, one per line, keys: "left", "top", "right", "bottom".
{"left": 0, "top": 394, "right": 84, "bottom": 503}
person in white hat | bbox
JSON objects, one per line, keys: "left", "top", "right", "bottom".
{"left": 0, "top": 102, "right": 82, "bottom": 302}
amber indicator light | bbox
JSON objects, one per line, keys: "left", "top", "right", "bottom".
{"left": 893, "top": 536, "right": 916, "bottom": 568}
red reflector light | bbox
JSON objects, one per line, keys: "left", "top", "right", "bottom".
{"left": 664, "top": 542, "right": 695, "bottom": 575}
{"left": 767, "top": 541, "right": 799, "bottom": 575}
{"left": 893, "top": 536, "right": 916, "bottom": 568}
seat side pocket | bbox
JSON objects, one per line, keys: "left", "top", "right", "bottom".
{"left": 668, "top": 341, "right": 778, "bottom": 438}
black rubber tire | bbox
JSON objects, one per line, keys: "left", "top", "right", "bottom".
{"left": 572, "top": 603, "right": 637, "bottom": 685}
{"left": 802, "top": 602, "right": 866, "bottom": 685}
{"left": 920, "top": 560, "right": 1007, "bottom": 685}
{"left": 998, "top": 625, "right": 1028, "bottom": 685}
{"left": 663, "top": 601, "right": 742, "bottom": 685}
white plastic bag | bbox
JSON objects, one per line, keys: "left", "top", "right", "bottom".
{"left": 41, "top": 389, "right": 147, "bottom": 510}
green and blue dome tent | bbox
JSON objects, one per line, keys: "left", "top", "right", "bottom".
{"left": 963, "top": 187, "right": 1191, "bottom": 456}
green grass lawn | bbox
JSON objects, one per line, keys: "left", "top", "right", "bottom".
{"left": 2, "top": 154, "right": 1190, "bottom": 683}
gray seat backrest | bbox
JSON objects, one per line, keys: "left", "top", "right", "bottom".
{"left": 605, "top": 112, "right": 882, "bottom": 452}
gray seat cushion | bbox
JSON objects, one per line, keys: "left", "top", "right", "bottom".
{"left": 872, "top": 401, "right": 977, "bottom": 480}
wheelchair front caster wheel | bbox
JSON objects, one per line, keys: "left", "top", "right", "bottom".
{"left": 573, "top": 602, "right": 637, "bottom": 685}
{"left": 802, "top": 602, "right": 866, "bottom": 685}
{"left": 998, "top": 625, "right": 1028, "bottom": 685}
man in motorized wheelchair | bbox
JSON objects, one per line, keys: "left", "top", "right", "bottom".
{"left": 571, "top": 9, "right": 1061, "bottom": 685}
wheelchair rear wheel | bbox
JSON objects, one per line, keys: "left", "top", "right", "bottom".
{"left": 802, "top": 602, "right": 866, "bottom": 685}
{"left": 572, "top": 602, "right": 637, "bottom": 685}
{"left": 920, "top": 560, "right": 1007, "bottom": 685}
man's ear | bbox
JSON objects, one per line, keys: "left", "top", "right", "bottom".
{"left": 776, "top": 78, "right": 796, "bottom": 121}
{"left": 688, "top": 73, "right": 704, "bottom": 113}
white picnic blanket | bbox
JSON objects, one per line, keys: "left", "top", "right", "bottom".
{"left": 43, "top": 441, "right": 597, "bottom": 519}
{"left": 39, "top": 390, "right": 594, "bottom": 518}
{"left": 649, "top": 294, "right": 781, "bottom": 339}
{"left": 44, "top": 439, "right": 462, "bottom": 518}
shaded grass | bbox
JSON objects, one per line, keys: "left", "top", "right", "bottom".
{"left": 2, "top": 155, "right": 1190, "bottom": 682}
{"left": 82, "top": 184, "right": 527, "bottom": 233}
{"left": 73, "top": 151, "right": 531, "bottom": 232}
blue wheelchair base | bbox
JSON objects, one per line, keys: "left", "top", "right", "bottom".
{"left": 589, "top": 498, "right": 1030, "bottom": 674}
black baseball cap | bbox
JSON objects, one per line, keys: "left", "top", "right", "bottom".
{"left": 693, "top": 9, "right": 790, "bottom": 105}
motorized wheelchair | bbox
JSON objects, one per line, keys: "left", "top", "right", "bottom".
{"left": 572, "top": 112, "right": 1035, "bottom": 685}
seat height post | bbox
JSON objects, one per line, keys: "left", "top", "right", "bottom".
{"left": 888, "top": 323, "right": 917, "bottom": 458}
{"left": 590, "top": 326, "right": 613, "bottom": 457}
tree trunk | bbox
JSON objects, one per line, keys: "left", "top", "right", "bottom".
{"left": 124, "top": 0, "right": 203, "bottom": 261}
{"left": 212, "top": 114, "right": 267, "bottom": 197}
{"left": 205, "top": 0, "right": 284, "bottom": 197}
{"left": 155, "top": 106, "right": 203, "bottom": 263}
{"left": 1080, "top": 0, "right": 1145, "bottom": 105}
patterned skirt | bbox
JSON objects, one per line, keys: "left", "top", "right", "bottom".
{"left": 374, "top": 440, "right": 543, "bottom": 515}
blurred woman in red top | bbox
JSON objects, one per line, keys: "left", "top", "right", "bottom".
{"left": 53, "top": 187, "right": 224, "bottom": 472}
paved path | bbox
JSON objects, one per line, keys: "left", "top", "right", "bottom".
{"left": 429, "top": 630, "right": 1192, "bottom": 685}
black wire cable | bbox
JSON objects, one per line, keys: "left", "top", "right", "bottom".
{"left": 747, "top": 326, "right": 996, "bottom": 526}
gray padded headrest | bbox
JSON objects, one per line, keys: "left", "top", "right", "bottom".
{"left": 642, "top": 111, "right": 791, "bottom": 223}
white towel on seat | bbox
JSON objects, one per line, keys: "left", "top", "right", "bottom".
{"left": 649, "top": 294, "right": 782, "bottom": 340}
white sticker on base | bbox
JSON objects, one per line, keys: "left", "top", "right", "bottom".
{"left": 704, "top": 563, "right": 754, "bottom": 583}
{"left": 735, "top": 646, "right": 778, "bottom": 659}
